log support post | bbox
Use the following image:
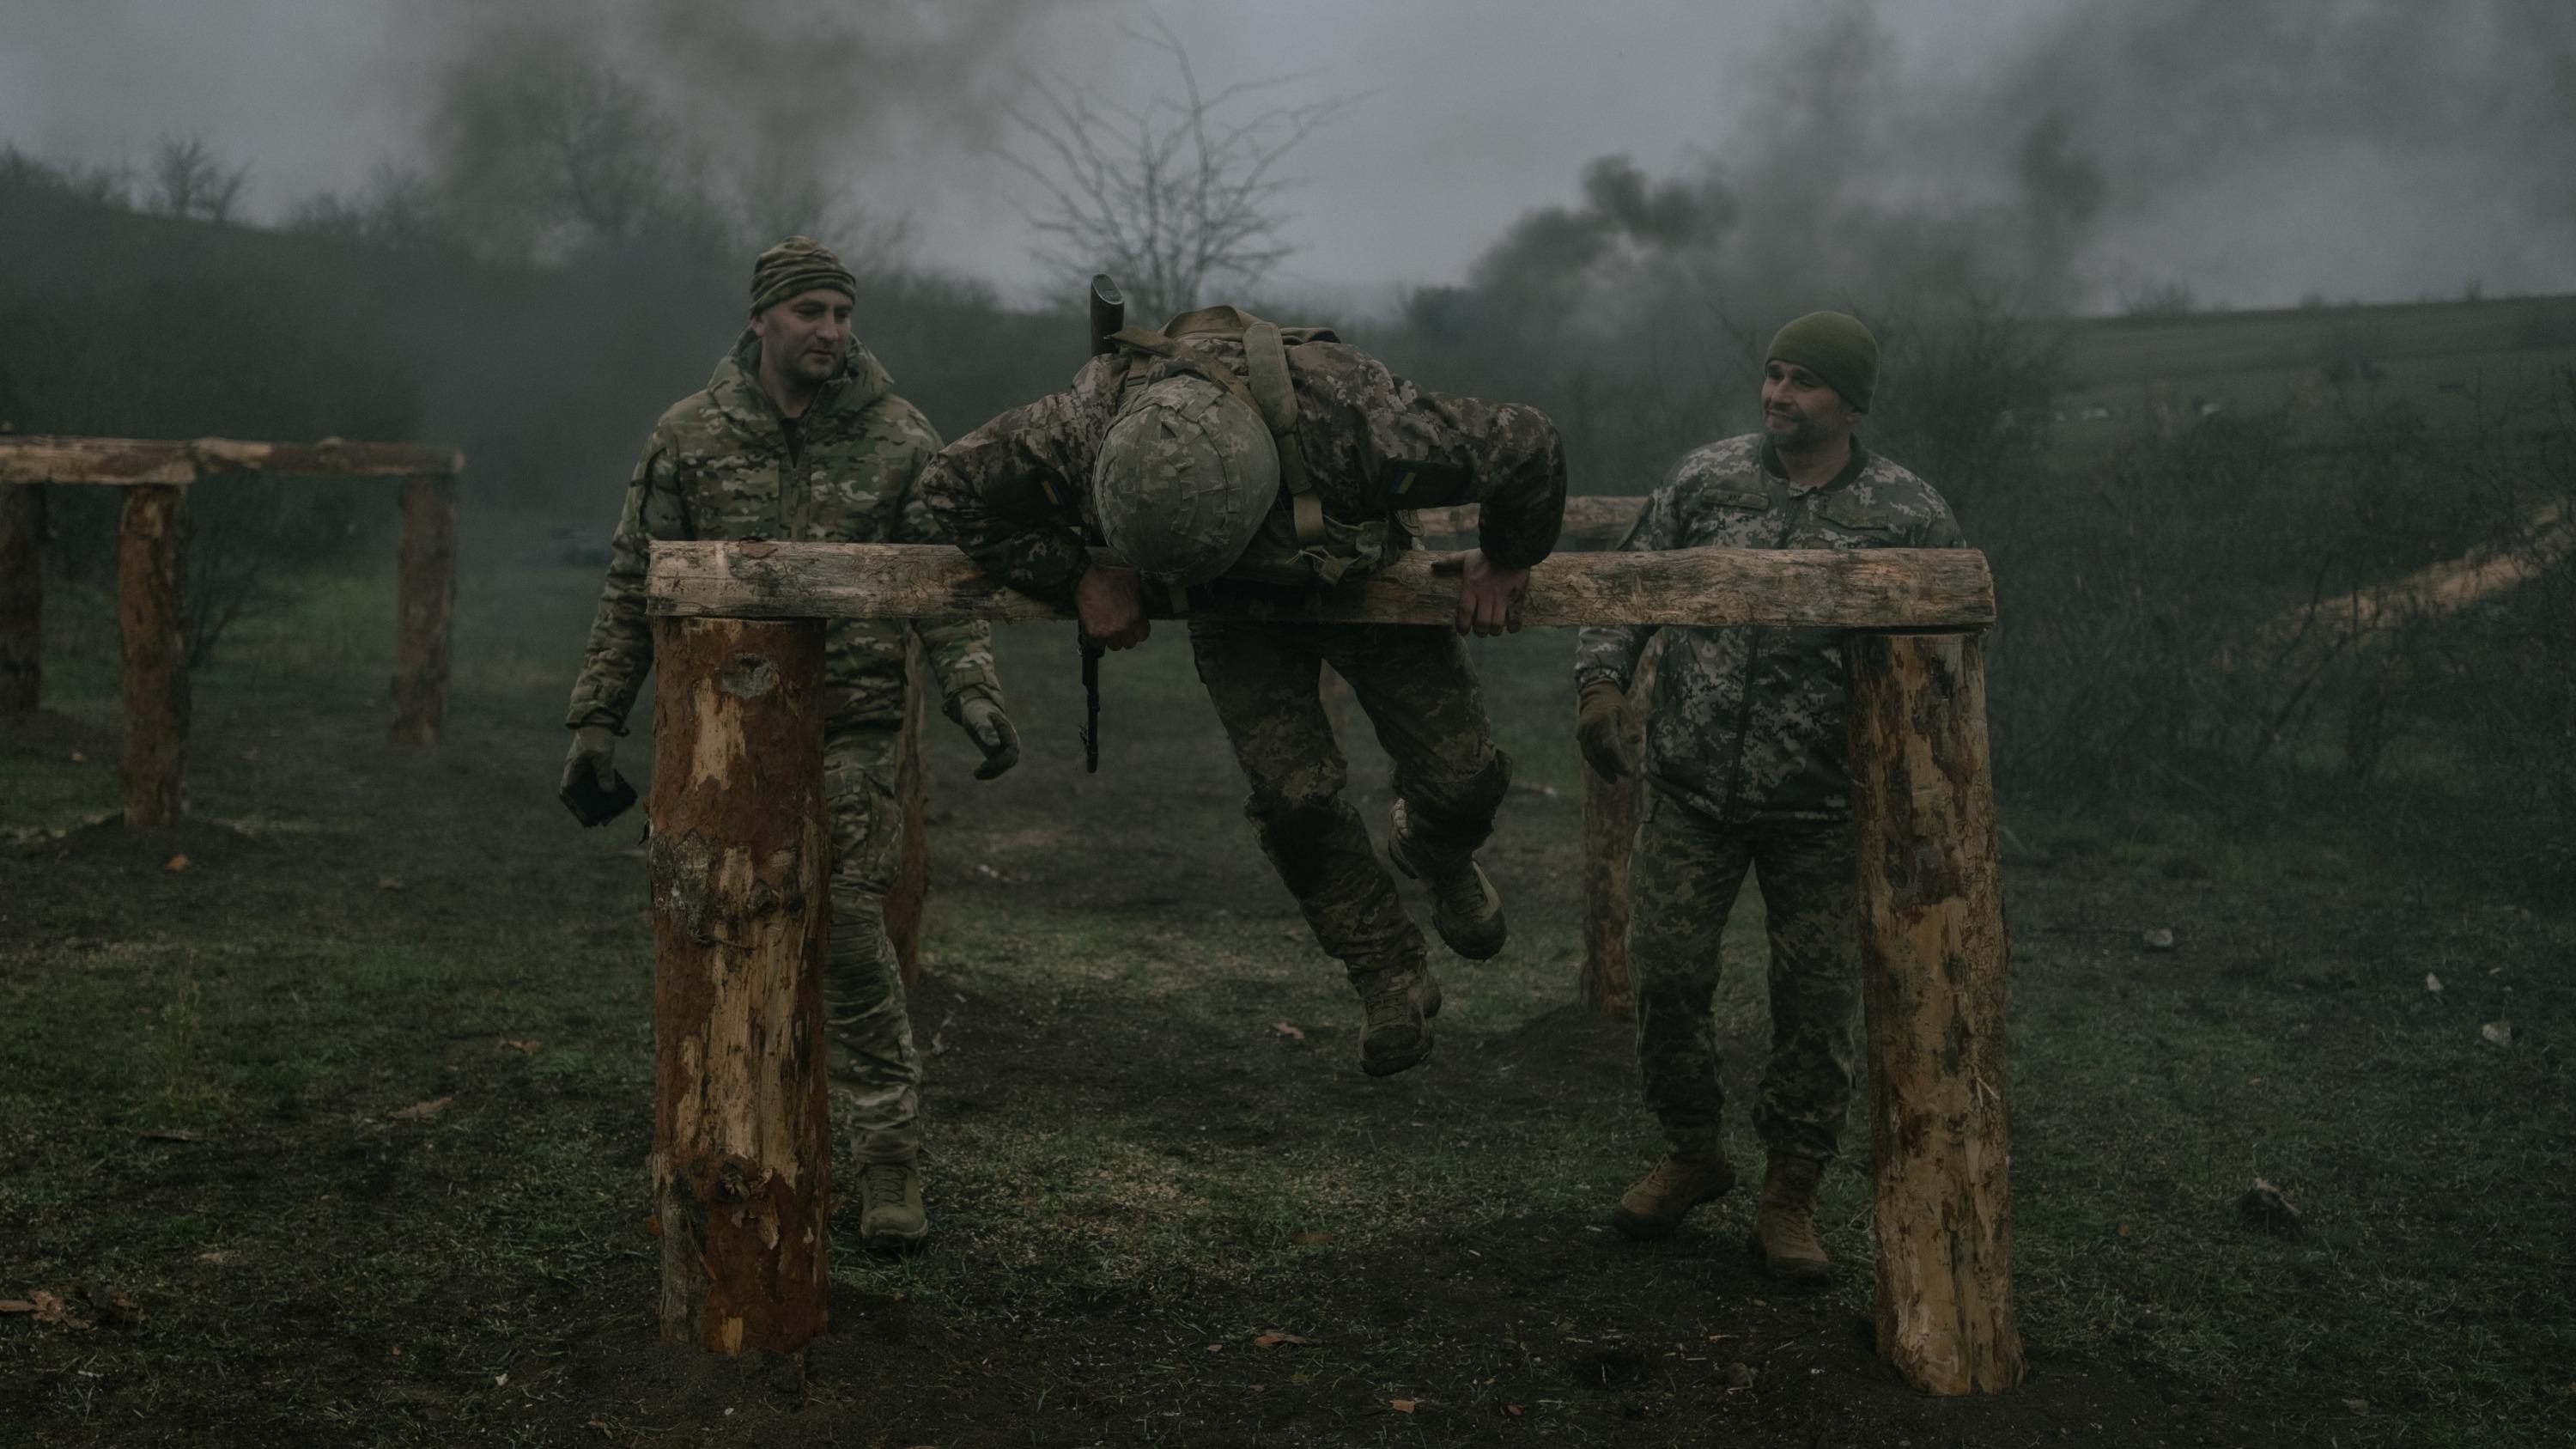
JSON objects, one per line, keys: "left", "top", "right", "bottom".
{"left": 1847, "top": 630, "right": 2024, "bottom": 1396}
{"left": 647, "top": 617, "right": 831, "bottom": 1355}
{"left": 118, "top": 485, "right": 189, "bottom": 826}
{"left": 390, "top": 472, "right": 459, "bottom": 745}
{"left": 0, "top": 483, "right": 40, "bottom": 713}
{"left": 888, "top": 633, "right": 931, "bottom": 985}
{"left": 1577, "top": 646, "right": 1656, "bottom": 1015}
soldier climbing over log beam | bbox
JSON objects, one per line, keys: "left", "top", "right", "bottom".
{"left": 561, "top": 236, "right": 1022, "bottom": 1255}
{"left": 922, "top": 294, "right": 1567, "bottom": 1078}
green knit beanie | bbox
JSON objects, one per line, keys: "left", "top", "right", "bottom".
{"left": 1765, "top": 311, "right": 1879, "bottom": 412}
{"left": 748, "top": 235, "right": 857, "bottom": 316}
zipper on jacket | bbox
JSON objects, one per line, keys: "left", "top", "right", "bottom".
{"left": 1715, "top": 491, "right": 1807, "bottom": 819}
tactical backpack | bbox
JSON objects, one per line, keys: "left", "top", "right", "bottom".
{"left": 1104, "top": 306, "right": 1416, "bottom": 588}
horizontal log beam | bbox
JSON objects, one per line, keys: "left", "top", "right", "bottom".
{"left": 0, "top": 435, "right": 464, "bottom": 484}
{"left": 1413, "top": 495, "right": 1643, "bottom": 551}
{"left": 647, "top": 542, "right": 1996, "bottom": 631}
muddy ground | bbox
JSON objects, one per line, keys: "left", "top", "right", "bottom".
{"left": 2, "top": 546, "right": 2568, "bottom": 1447}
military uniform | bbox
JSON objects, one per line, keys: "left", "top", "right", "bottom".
{"left": 1576, "top": 434, "right": 1963, "bottom": 1162}
{"left": 923, "top": 308, "right": 1565, "bottom": 1005}
{"left": 567, "top": 330, "right": 999, "bottom": 1165}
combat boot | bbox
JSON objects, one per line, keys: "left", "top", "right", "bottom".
{"left": 1748, "top": 1152, "right": 1832, "bottom": 1287}
{"left": 857, "top": 1160, "right": 927, "bottom": 1254}
{"left": 1352, "top": 962, "right": 1443, "bottom": 1077}
{"left": 1609, "top": 1142, "right": 1737, "bottom": 1240}
{"left": 1387, "top": 800, "right": 1507, "bottom": 960}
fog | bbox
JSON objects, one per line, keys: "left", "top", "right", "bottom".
{"left": 3, "top": 0, "right": 2569, "bottom": 313}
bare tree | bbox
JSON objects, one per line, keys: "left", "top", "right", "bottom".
{"left": 999, "top": 18, "right": 1353, "bottom": 318}
{"left": 147, "top": 136, "right": 248, "bottom": 222}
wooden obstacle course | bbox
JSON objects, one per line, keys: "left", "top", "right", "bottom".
{"left": 637, "top": 538, "right": 2021, "bottom": 1397}
{"left": 0, "top": 435, "right": 465, "bottom": 825}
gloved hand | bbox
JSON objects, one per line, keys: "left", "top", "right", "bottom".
{"left": 562, "top": 723, "right": 618, "bottom": 794}
{"left": 1575, "top": 679, "right": 1634, "bottom": 782}
{"left": 957, "top": 697, "right": 1020, "bottom": 781}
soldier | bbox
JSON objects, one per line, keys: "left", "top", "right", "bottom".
{"left": 922, "top": 304, "right": 1565, "bottom": 1075}
{"left": 561, "top": 236, "right": 1020, "bottom": 1253}
{"left": 1574, "top": 312, "right": 1965, "bottom": 1283}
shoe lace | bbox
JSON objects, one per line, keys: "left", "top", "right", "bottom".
{"left": 863, "top": 1162, "right": 908, "bottom": 1206}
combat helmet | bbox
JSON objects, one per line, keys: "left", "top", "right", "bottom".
{"left": 1091, "top": 373, "right": 1281, "bottom": 585}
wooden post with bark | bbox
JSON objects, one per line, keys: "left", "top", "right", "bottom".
{"left": 1846, "top": 631, "right": 2024, "bottom": 1396}
{"left": 118, "top": 486, "right": 190, "bottom": 826}
{"left": 0, "top": 483, "right": 40, "bottom": 713}
{"left": 646, "top": 616, "right": 833, "bottom": 1355}
{"left": 390, "top": 472, "right": 459, "bottom": 746}
{"left": 888, "top": 633, "right": 933, "bottom": 985}
{"left": 1577, "top": 643, "right": 1656, "bottom": 1014}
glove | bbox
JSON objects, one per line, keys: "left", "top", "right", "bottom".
{"left": 562, "top": 723, "right": 618, "bottom": 794}
{"left": 957, "top": 697, "right": 1020, "bottom": 781}
{"left": 1575, "top": 679, "right": 1634, "bottom": 782}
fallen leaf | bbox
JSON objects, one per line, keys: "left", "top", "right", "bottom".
{"left": 0, "top": 1300, "right": 33, "bottom": 1313}
{"left": 164, "top": 855, "right": 191, "bottom": 873}
{"left": 69, "top": 751, "right": 85, "bottom": 764}
{"left": 1720, "top": 1361, "right": 1756, "bottom": 1390}
{"left": 138, "top": 1127, "right": 204, "bottom": 1142}
{"left": 498, "top": 1038, "right": 540, "bottom": 1054}
{"left": 1252, "top": 1331, "right": 1314, "bottom": 1349}
{"left": 1390, "top": 1399, "right": 1416, "bottom": 1414}
{"left": 29, "top": 1290, "right": 90, "bottom": 1330}
{"left": 2424, "top": 972, "right": 2444, "bottom": 994}
{"left": 495, "top": 1373, "right": 508, "bottom": 1387}
{"left": 2342, "top": 1397, "right": 2369, "bottom": 1414}
{"left": 1206, "top": 1343, "right": 1223, "bottom": 1354}
{"left": 2142, "top": 927, "right": 2176, "bottom": 951}
{"left": 388, "top": 1095, "right": 453, "bottom": 1122}
{"left": 2116, "top": 1222, "right": 2130, "bottom": 1237}
{"left": 2239, "top": 1178, "right": 2305, "bottom": 1237}
{"left": 1272, "top": 1020, "right": 1306, "bottom": 1043}
{"left": 1506, "top": 1403, "right": 1524, "bottom": 1417}
{"left": 379, "top": 877, "right": 408, "bottom": 892}
{"left": 2482, "top": 1021, "right": 2512, "bottom": 1047}
{"left": 1287, "top": 1231, "right": 1333, "bottom": 1246}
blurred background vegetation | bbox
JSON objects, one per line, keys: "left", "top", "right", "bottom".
{"left": 4, "top": 118, "right": 2573, "bottom": 896}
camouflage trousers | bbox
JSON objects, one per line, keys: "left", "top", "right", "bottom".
{"left": 1629, "top": 788, "right": 1861, "bottom": 1164}
{"left": 823, "top": 721, "right": 921, "bottom": 1166}
{"left": 1189, "top": 618, "right": 1511, "bottom": 981}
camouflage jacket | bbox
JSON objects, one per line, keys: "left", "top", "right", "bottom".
{"left": 1573, "top": 435, "right": 1965, "bottom": 822}
{"left": 920, "top": 326, "right": 1566, "bottom": 600}
{"left": 564, "top": 333, "right": 999, "bottom": 731}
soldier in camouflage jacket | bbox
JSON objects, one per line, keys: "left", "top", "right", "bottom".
{"left": 1575, "top": 312, "right": 1965, "bottom": 1282}
{"left": 562, "top": 238, "right": 1016, "bottom": 1251}
{"left": 924, "top": 306, "right": 1566, "bottom": 1078}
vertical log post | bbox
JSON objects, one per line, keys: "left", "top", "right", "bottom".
{"left": 0, "top": 483, "right": 40, "bottom": 713}
{"left": 888, "top": 633, "right": 931, "bottom": 985}
{"left": 1846, "top": 630, "right": 2024, "bottom": 1396}
{"left": 390, "top": 472, "right": 459, "bottom": 746}
{"left": 118, "top": 485, "right": 190, "bottom": 826}
{"left": 1578, "top": 645, "right": 1656, "bottom": 1014}
{"left": 647, "top": 617, "right": 831, "bottom": 1355}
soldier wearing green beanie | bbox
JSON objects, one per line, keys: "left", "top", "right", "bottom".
{"left": 562, "top": 235, "right": 1020, "bottom": 1254}
{"left": 1573, "top": 307, "right": 1965, "bottom": 1287}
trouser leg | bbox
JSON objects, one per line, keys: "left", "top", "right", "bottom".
{"left": 1325, "top": 624, "right": 1511, "bottom": 861}
{"left": 1627, "top": 789, "right": 1755, "bottom": 1156}
{"left": 1188, "top": 618, "right": 1422, "bottom": 974}
{"left": 822, "top": 721, "right": 922, "bottom": 1166}
{"left": 1747, "top": 819, "right": 1862, "bottom": 1164}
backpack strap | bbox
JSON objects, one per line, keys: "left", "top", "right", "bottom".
{"left": 1240, "top": 320, "right": 1327, "bottom": 549}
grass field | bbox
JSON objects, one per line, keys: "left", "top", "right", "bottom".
{"left": 2, "top": 505, "right": 2570, "bottom": 1447}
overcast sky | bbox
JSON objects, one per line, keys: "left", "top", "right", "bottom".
{"left": 4, "top": 0, "right": 2569, "bottom": 312}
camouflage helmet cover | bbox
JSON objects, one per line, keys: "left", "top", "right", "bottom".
{"left": 1092, "top": 374, "right": 1281, "bottom": 585}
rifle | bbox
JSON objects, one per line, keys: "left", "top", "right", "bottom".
{"left": 1077, "top": 272, "right": 1125, "bottom": 774}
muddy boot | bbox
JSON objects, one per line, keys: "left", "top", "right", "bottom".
{"left": 857, "top": 1159, "right": 927, "bottom": 1254}
{"left": 1352, "top": 962, "right": 1443, "bottom": 1077}
{"left": 1386, "top": 800, "right": 1507, "bottom": 960}
{"left": 1748, "top": 1153, "right": 1831, "bottom": 1287}
{"left": 1609, "top": 1142, "right": 1737, "bottom": 1240}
